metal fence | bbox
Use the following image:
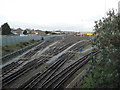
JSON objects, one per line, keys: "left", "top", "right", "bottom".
{"left": 1, "top": 35, "right": 42, "bottom": 46}
{"left": 0, "top": 35, "right": 65, "bottom": 46}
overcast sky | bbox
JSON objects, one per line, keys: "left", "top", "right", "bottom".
{"left": 0, "top": 0, "right": 119, "bottom": 32}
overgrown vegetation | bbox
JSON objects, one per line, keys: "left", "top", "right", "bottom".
{"left": 1, "top": 23, "right": 13, "bottom": 35}
{"left": 2, "top": 39, "right": 40, "bottom": 56}
{"left": 81, "top": 10, "right": 120, "bottom": 88}
{"left": 23, "top": 30, "right": 28, "bottom": 35}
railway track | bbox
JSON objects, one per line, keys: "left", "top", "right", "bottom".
{"left": 2, "top": 61, "right": 24, "bottom": 77}
{"left": 22, "top": 38, "right": 60, "bottom": 58}
{"left": 19, "top": 51, "right": 98, "bottom": 90}
{"left": 69, "top": 41, "right": 88, "bottom": 52}
{"left": 2, "top": 37, "right": 61, "bottom": 79}
{"left": 2, "top": 56, "right": 49, "bottom": 88}
{"left": 40, "top": 51, "right": 99, "bottom": 89}
{"left": 2, "top": 36, "right": 87, "bottom": 77}
{"left": 42, "top": 36, "right": 86, "bottom": 56}
{"left": 2, "top": 38, "right": 80, "bottom": 88}
{"left": 18, "top": 44, "right": 91, "bottom": 89}
{"left": 2, "top": 36, "right": 91, "bottom": 89}
{"left": 19, "top": 52, "right": 75, "bottom": 89}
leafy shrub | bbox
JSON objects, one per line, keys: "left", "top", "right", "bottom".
{"left": 81, "top": 10, "right": 120, "bottom": 88}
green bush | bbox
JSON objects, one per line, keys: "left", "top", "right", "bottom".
{"left": 81, "top": 10, "right": 120, "bottom": 88}
{"left": 1, "top": 23, "right": 13, "bottom": 35}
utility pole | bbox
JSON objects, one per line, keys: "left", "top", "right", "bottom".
{"left": 118, "top": 1, "right": 120, "bottom": 14}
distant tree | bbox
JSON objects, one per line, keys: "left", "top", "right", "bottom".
{"left": 23, "top": 30, "right": 27, "bottom": 35}
{"left": 1, "top": 23, "right": 12, "bottom": 35}
{"left": 45, "top": 31, "right": 50, "bottom": 34}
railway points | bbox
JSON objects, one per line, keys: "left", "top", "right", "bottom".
{"left": 2, "top": 35, "right": 98, "bottom": 89}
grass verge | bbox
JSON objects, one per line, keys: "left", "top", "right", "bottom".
{"left": 2, "top": 39, "right": 40, "bottom": 56}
